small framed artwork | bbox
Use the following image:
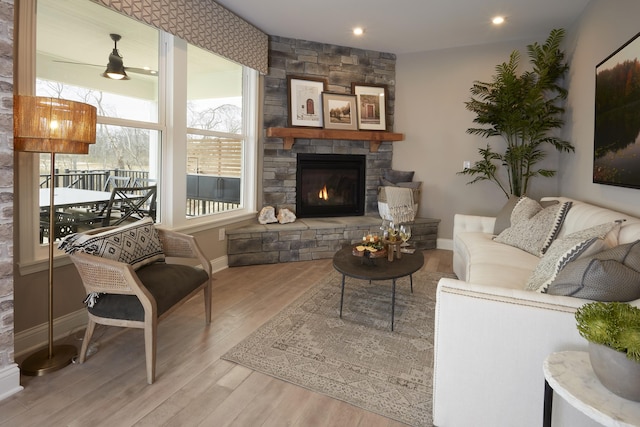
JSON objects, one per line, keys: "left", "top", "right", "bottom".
{"left": 287, "top": 75, "right": 327, "bottom": 127}
{"left": 351, "top": 83, "right": 388, "bottom": 130}
{"left": 322, "top": 92, "right": 358, "bottom": 130}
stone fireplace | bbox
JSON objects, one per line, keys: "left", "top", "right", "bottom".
{"left": 296, "top": 153, "right": 366, "bottom": 218}
{"left": 226, "top": 36, "right": 440, "bottom": 266}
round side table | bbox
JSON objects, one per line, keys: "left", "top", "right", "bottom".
{"left": 543, "top": 351, "right": 640, "bottom": 427}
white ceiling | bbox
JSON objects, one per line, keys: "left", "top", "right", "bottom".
{"left": 215, "top": 0, "right": 591, "bottom": 54}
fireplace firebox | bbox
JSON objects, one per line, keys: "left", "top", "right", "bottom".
{"left": 296, "top": 154, "right": 366, "bottom": 218}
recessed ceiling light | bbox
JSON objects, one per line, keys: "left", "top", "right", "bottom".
{"left": 492, "top": 16, "right": 505, "bottom": 25}
{"left": 353, "top": 27, "right": 364, "bottom": 36}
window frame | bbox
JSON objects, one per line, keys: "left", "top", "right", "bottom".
{"left": 16, "top": 0, "right": 258, "bottom": 274}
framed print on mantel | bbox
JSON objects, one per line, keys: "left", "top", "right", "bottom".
{"left": 322, "top": 92, "right": 358, "bottom": 130}
{"left": 287, "top": 75, "right": 328, "bottom": 127}
{"left": 351, "top": 83, "right": 388, "bottom": 130}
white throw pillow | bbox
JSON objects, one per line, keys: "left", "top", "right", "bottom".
{"left": 494, "top": 198, "right": 572, "bottom": 256}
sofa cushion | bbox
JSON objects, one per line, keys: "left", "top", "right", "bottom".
{"left": 494, "top": 198, "right": 572, "bottom": 256}
{"left": 545, "top": 240, "right": 640, "bottom": 301}
{"left": 456, "top": 231, "right": 540, "bottom": 288}
{"left": 59, "top": 217, "right": 164, "bottom": 270}
{"left": 87, "top": 263, "right": 209, "bottom": 321}
{"left": 525, "top": 221, "right": 622, "bottom": 292}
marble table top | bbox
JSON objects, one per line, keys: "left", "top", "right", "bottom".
{"left": 544, "top": 351, "right": 640, "bottom": 427}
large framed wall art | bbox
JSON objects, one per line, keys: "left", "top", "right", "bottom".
{"left": 593, "top": 31, "right": 640, "bottom": 189}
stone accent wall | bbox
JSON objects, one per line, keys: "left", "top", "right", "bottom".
{"left": 0, "top": 0, "right": 13, "bottom": 370}
{"left": 262, "top": 36, "right": 397, "bottom": 214}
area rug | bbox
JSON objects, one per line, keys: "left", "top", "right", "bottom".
{"left": 222, "top": 268, "right": 456, "bottom": 426}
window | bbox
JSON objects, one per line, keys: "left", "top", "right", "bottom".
{"left": 18, "top": 0, "right": 258, "bottom": 267}
{"left": 186, "top": 45, "right": 244, "bottom": 217}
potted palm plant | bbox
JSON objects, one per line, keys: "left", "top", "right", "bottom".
{"left": 575, "top": 301, "right": 640, "bottom": 401}
{"left": 459, "top": 28, "right": 575, "bottom": 198}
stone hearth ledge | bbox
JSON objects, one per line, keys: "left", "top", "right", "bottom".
{"left": 227, "top": 215, "right": 439, "bottom": 266}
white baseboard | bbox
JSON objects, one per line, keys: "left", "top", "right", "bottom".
{"left": 0, "top": 364, "right": 23, "bottom": 401}
{"left": 210, "top": 255, "right": 228, "bottom": 273}
{"left": 437, "top": 238, "right": 453, "bottom": 251}
{"left": 14, "top": 309, "right": 88, "bottom": 359}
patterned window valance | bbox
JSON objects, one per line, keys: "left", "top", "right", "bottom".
{"left": 91, "top": 0, "right": 268, "bottom": 74}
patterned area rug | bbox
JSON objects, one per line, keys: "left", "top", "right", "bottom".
{"left": 222, "top": 268, "right": 456, "bottom": 426}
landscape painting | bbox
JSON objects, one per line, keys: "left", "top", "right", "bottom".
{"left": 593, "top": 32, "right": 640, "bottom": 188}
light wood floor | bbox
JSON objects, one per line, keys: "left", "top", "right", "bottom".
{"left": 2, "top": 249, "right": 453, "bottom": 427}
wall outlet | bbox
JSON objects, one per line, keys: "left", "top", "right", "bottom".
{"left": 219, "top": 228, "right": 225, "bottom": 241}
{"left": 463, "top": 160, "right": 471, "bottom": 169}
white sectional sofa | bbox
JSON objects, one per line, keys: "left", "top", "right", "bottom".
{"left": 433, "top": 196, "right": 640, "bottom": 427}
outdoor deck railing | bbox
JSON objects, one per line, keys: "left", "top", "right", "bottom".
{"left": 40, "top": 169, "right": 240, "bottom": 216}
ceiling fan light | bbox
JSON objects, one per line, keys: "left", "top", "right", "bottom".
{"left": 102, "top": 45, "right": 130, "bottom": 80}
{"left": 102, "top": 60, "right": 129, "bottom": 80}
{"left": 104, "top": 71, "right": 127, "bottom": 80}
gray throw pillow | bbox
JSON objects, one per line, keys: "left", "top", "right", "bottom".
{"left": 493, "top": 195, "right": 520, "bottom": 235}
{"left": 379, "top": 178, "right": 421, "bottom": 189}
{"left": 494, "top": 199, "right": 572, "bottom": 256}
{"left": 383, "top": 169, "right": 414, "bottom": 184}
{"left": 526, "top": 221, "right": 622, "bottom": 292}
{"left": 545, "top": 240, "right": 640, "bottom": 301}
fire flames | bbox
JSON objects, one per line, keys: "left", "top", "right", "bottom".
{"left": 318, "top": 185, "right": 328, "bottom": 201}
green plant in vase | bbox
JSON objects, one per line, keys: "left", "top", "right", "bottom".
{"left": 575, "top": 301, "right": 640, "bottom": 401}
{"left": 576, "top": 302, "right": 640, "bottom": 361}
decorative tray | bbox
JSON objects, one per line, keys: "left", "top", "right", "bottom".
{"left": 353, "top": 234, "right": 387, "bottom": 258}
{"left": 352, "top": 245, "right": 387, "bottom": 258}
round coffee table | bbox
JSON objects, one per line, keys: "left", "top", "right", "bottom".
{"left": 332, "top": 245, "right": 424, "bottom": 331}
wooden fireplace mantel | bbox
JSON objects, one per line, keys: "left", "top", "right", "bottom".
{"left": 266, "top": 127, "right": 404, "bottom": 152}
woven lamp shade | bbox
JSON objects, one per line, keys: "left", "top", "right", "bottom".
{"left": 13, "top": 96, "right": 97, "bottom": 154}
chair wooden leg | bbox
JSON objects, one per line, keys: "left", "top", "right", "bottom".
{"left": 79, "top": 319, "right": 96, "bottom": 363}
{"left": 144, "top": 319, "right": 157, "bottom": 384}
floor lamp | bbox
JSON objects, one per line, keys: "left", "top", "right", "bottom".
{"left": 14, "top": 95, "right": 97, "bottom": 376}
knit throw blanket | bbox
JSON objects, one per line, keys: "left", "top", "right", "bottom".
{"left": 384, "top": 186, "right": 415, "bottom": 223}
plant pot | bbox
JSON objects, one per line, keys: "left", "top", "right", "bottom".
{"left": 588, "top": 342, "right": 640, "bottom": 402}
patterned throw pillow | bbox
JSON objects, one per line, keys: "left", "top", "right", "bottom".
{"left": 525, "top": 221, "right": 622, "bottom": 292}
{"left": 59, "top": 217, "right": 165, "bottom": 270}
{"left": 545, "top": 240, "right": 640, "bottom": 301}
{"left": 494, "top": 198, "right": 572, "bottom": 256}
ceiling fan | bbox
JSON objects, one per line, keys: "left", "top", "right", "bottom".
{"left": 54, "top": 33, "right": 158, "bottom": 80}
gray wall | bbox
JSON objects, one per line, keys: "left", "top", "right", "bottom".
{"left": 395, "top": 40, "right": 555, "bottom": 243}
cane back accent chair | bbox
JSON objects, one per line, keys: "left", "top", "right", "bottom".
{"left": 63, "top": 219, "right": 212, "bottom": 384}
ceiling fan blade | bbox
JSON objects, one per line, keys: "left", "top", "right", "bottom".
{"left": 124, "top": 66, "right": 158, "bottom": 76}
{"left": 53, "top": 60, "right": 158, "bottom": 77}
{"left": 53, "top": 60, "right": 103, "bottom": 68}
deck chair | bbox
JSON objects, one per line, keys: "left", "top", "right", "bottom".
{"left": 96, "top": 185, "right": 157, "bottom": 227}
{"left": 62, "top": 219, "right": 212, "bottom": 384}
{"left": 132, "top": 177, "right": 157, "bottom": 188}
{"left": 103, "top": 175, "right": 131, "bottom": 191}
